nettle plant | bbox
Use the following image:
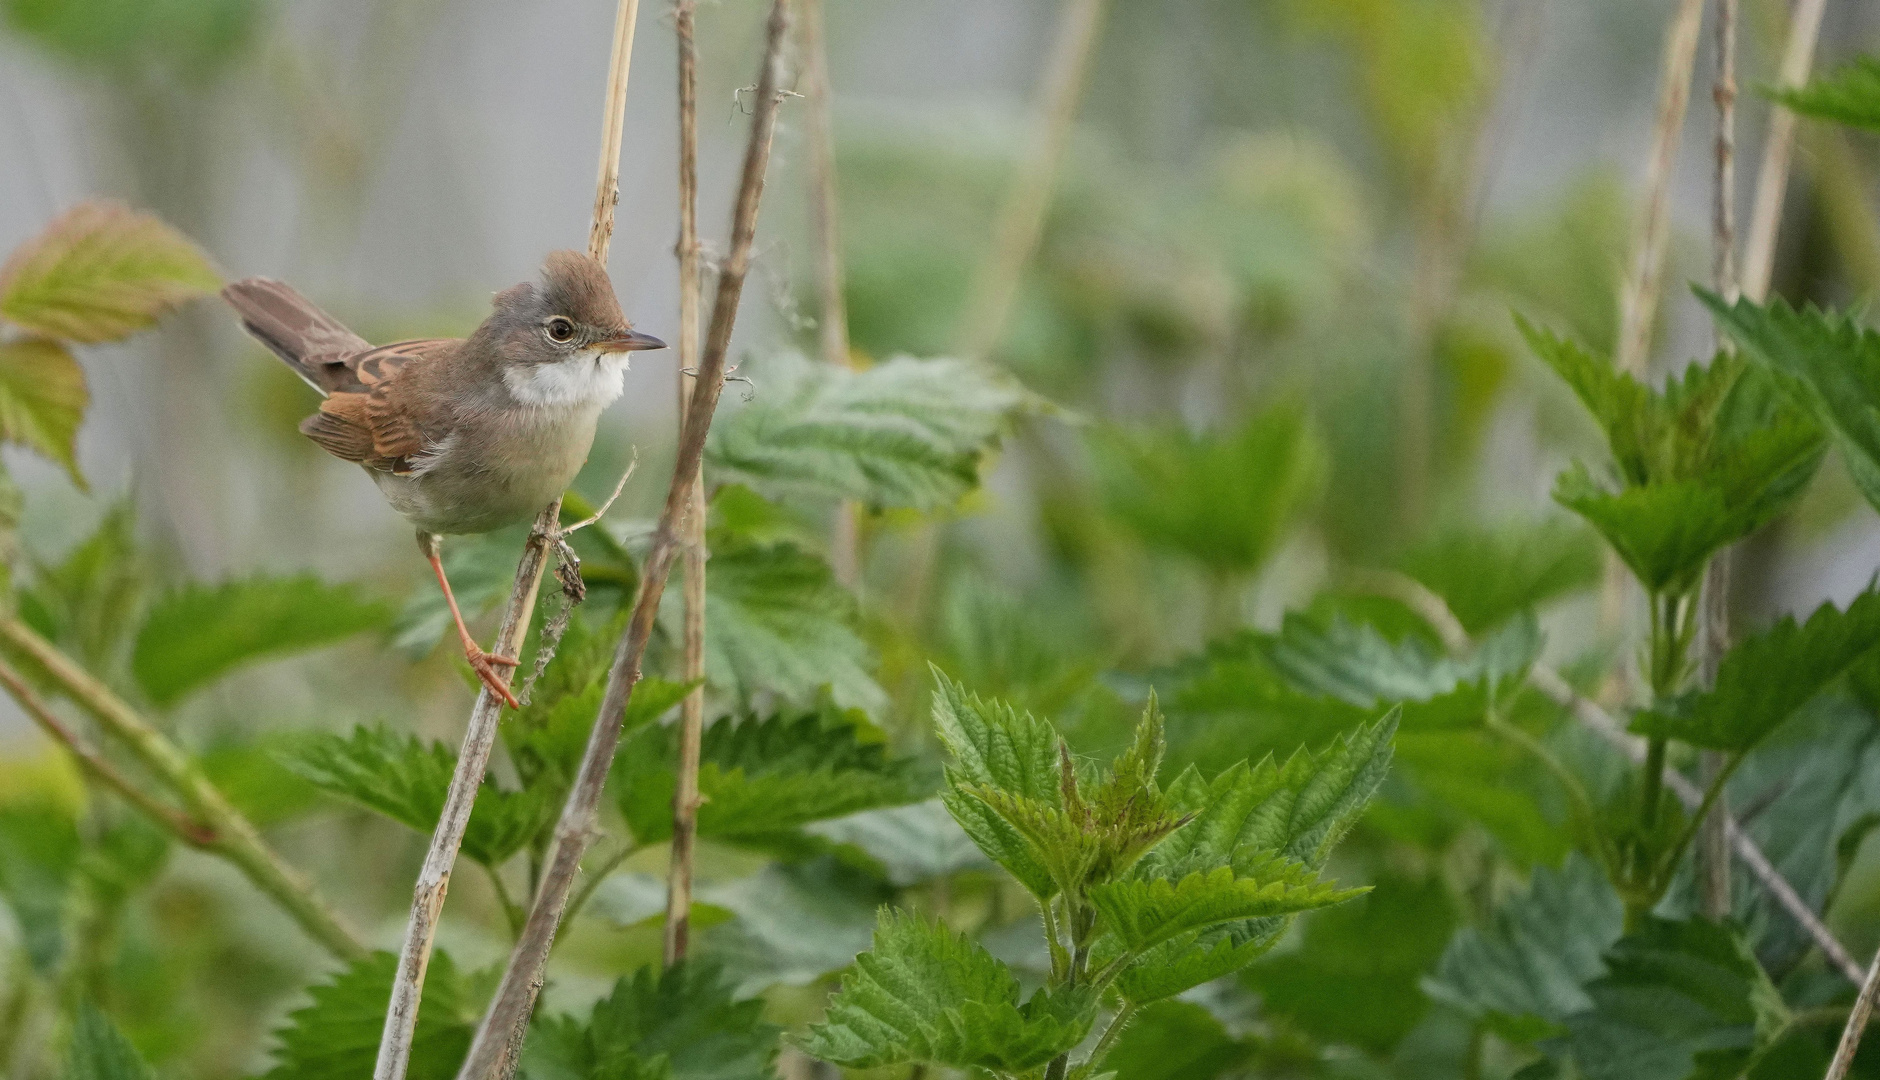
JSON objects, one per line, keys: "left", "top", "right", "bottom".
{"left": 798, "top": 673, "right": 1395, "bottom": 1080}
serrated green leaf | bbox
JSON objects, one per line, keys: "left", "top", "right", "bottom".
{"left": 0, "top": 201, "right": 218, "bottom": 342}
{"left": 802, "top": 800, "right": 992, "bottom": 886}
{"left": 1423, "top": 853, "right": 1624, "bottom": 1042}
{"left": 390, "top": 529, "right": 523, "bottom": 658}
{"left": 1633, "top": 591, "right": 1880, "bottom": 751}
{"left": 521, "top": 961, "right": 777, "bottom": 1080}
{"left": 1395, "top": 518, "right": 1602, "bottom": 635}
{"left": 1090, "top": 860, "right": 1361, "bottom": 955}
{"left": 693, "top": 538, "right": 882, "bottom": 712}
{"left": 0, "top": 337, "right": 86, "bottom": 487}
{"left": 65, "top": 1002, "right": 155, "bottom": 1080}
{"left": 933, "top": 669, "right": 1064, "bottom": 898}
{"left": 616, "top": 710, "right": 926, "bottom": 847}
{"left": 1099, "top": 999, "right": 1254, "bottom": 1080}
{"left": 1557, "top": 918, "right": 1788, "bottom": 1080}
{"left": 131, "top": 575, "right": 391, "bottom": 706}
{"left": 704, "top": 350, "right": 1032, "bottom": 510}
{"left": 19, "top": 499, "right": 150, "bottom": 680}
{"left": 1092, "top": 401, "right": 1322, "bottom": 575}
{"left": 263, "top": 951, "right": 475, "bottom": 1080}
{"left": 1109, "top": 926, "right": 1277, "bottom": 1006}
{"left": 278, "top": 727, "right": 554, "bottom": 867}
{"left": 0, "top": 804, "right": 77, "bottom": 973}
{"left": 1767, "top": 56, "right": 1880, "bottom": 132}
{"left": 795, "top": 910, "right": 1098, "bottom": 1072}
{"left": 697, "top": 859, "right": 884, "bottom": 997}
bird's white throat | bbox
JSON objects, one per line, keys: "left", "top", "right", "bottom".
{"left": 503, "top": 349, "right": 628, "bottom": 408}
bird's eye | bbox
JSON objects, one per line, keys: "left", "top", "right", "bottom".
{"left": 545, "top": 317, "right": 576, "bottom": 343}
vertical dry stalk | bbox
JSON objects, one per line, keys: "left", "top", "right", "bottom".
{"left": 1613, "top": 0, "right": 1707, "bottom": 376}
{"left": 456, "top": 4, "right": 794, "bottom": 1075}
{"left": 375, "top": 2, "right": 642, "bottom": 1076}
{"left": 953, "top": 0, "right": 1107, "bottom": 364}
{"left": 1741, "top": 0, "right": 1828, "bottom": 303}
{"left": 1829, "top": 949, "right": 1880, "bottom": 1080}
{"left": 664, "top": 0, "right": 707, "bottom": 967}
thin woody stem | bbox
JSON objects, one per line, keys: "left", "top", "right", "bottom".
{"left": 456, "top": 5, "right": 794, "bottom": 1075}
{"left": 0, "top": 618, "right": 367, "bottom": 962}
{"left": 665, "top": 0, "right": 708, "bottom": 968}
{"left": 375, "top": 0, "right": 644, "bottom": 1075}
{"left": 1828, "top": 947, "right": 1880, "bottom": 1080}
{"left": 1741, "top": 0, "right": 1829, "bottom": 304}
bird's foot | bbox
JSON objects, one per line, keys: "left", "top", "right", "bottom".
{"left": 466, "top": 645, "right": 522, "bottom": 708}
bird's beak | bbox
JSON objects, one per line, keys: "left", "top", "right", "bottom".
{"left": 598, "top": 328, "right": 667, "bottom": 353}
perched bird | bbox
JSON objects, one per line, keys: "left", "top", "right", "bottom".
{"left": 223, "top": 251, "right": 666, "bottom": 706}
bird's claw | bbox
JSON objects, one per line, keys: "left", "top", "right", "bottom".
{"left": 467, "top": 646, "right": 522, "bottom": 708}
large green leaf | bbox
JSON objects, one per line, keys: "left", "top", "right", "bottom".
{"left": 1089, "top": 859, "right": 1361, "bottom": 955}
{"left": 1556, "top": 919, "right": 1788, "bottom": 1080}
{"left": 0, "top": 201, "right": 218, "bottom": 342}
{"left": 1703, "top": 292, "right": 1880, "bottom": 513}
{"left": 522, "top": 962, "right": 777, "bottom": 1080}
{"left": 933, "top": 669, "right": 1064, "bottom": 898}
{"left": 694, "top": 538, "right": 882, "bottom": 712}
{"left": 1395, "top": 518, "right": 1602, "bottom": 635}
{"left": 1423, "top": 853, "right": 1624, "bottom": 1042}
{"left": 0, "top": 804, "right": 78, "bottom": 973}
{"left": 131, "top": 575, "right": 392, "bottom": 706}
{"left": 1634, "top": 590, "right": 1880, "bottom": 751}
{"left": 1767, "top": 55, "right": 1880, "bottom": 132}
{"left": 0, "top": 337, "right": 87, "bottom": 487}
{"left": 262, "top": 951, "right": 476, "bottom": 1080}
{"left": 794, "top": 910, "right": 1097, "bottom": 1072}
{"left": 1100, "top": 1000, "right": 1255, "bottom": 1080}
{"left": 696, "top": 860, "right": 884, "bottom": 997}
{"left": 801, "top": 800, "right": 992, "bottom": 886}
{"left": 65, "top": 1003, "right": 156, "bottom": 1080}
{"left": 615, "top": 709, "right": 926, "bottom": 847}
{"left": 704, "top": 350, "right": 1032, "bottom": 510}
{"left": 1093, "top": 401, "right": 1322, "bottom": 575}
{"left": 277, "top": 727, "right": 554, "bottom": 867}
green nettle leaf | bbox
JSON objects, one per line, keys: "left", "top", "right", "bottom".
{"left": 704, "top": 349, "right": 1034, "bottom": 510}
{"left": 1089, "top": 858, "right": 1361, "bottom": 955}
{"left": 795, "top": 910, "right": 1097, "bottom": 1072}
{"left": 1259, "top": 610, "right": 1540, "bottom": 729}
{"left": 1423, "top": 853, "right": 1625, "bottom": 1042}
{"left": 0, "top": 201, "right": 219, "bottom": 343}
{"left": 1556, "top": 918, "right": 1788, "bottom": 1080}
{"left": 0, "top": 805, "right": 79, "bottom": 973}
{"left": 0, "top": 336, "right": 87, "bottom": 486}
{"left": 1093, "top": 400, "right": 1323, "bottom": 576}
{"left": 1523, "top": 317, "right": 1824, "bottom": 595}
{"left": 263, "top": 952, "right": 474, "bottom": 1080}
{"left": 130, "top": 575, "right": 393, "bottom": 706}
{"left": 278, "top": 727, "right": 554, "bottom": 867}
{"left": 697, "top": 538, "right": 883, "bottom": 713}
{"left": 696, "top": 860, "right": 884, "bottom": 997}
{"left": 1767, "top": 55, "right": 1880, "bottom": 132}
{"left": 802, "top": 800, "right": 992, "bottom": 886}
{"left": 615, "top": 709, "right": 926, "bottom": 847}
{"left": 1633, "top": 590, "right": 1880, "bottom": 752}
{"left": 932, "top": 669, "right": 1065, "bottom": 899}
{"left": 65, "top": 1003, "right": 156, "bottom": 1080}
{"left": 1100, "top": 1000, "right": 1255, "bottom": 1080}
{"left": 1702, "top": 291, "right": 1880, "bottom": 514}
{"left": 1395, "top": 518, "right": 1602, "bottom": 635}
{"left": 390, "top": 529, "right": 525, "bottom": 657}
{"left": 522, "top": 962, "right": 778, "bottom": 1080}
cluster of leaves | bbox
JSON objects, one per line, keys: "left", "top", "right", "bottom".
{"left": 796, "top": 672, "right": 1395, "bottom": 1078}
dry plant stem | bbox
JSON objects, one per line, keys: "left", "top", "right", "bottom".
{"left": 1613, "top": 0, "right": 1706, "bottom": 376}
{"left": 664, "top": 0, "right": 707, "bottom": 968}
{"left": 377, "top": 1, "right": 643, "bottom": 1074}
{"left": 953, "top": 0, "right": 1107, "bottom": 364}
{"left": 1828, "top": 948, "right": 1880, "bottom": 1080}
{"left": 0, "top": 618, "right": 367, "bottom": 961}
{"left": 1741, "top": 0, "right": 1829, "bottom": 303}
{"left": 1356, "top": 572, "right": 1867, "bottom": 982}
{"left": 0, "top": 657, "right": 212, "bottom": 846}
{"left": 457, "top": 5, "right": 793, "bottom": 1074}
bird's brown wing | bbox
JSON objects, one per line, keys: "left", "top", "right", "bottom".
{"left": 298, "top": 339, "right": 454, "bottom": 474}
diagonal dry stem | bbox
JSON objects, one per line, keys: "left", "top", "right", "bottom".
{"left": 1741, "top": 0, "right": 1829, "bottom": 304}
{"left": 455, "top": 4, "right": 795, "bottom": 1075}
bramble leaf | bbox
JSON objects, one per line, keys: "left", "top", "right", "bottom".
{"left": 0, "top": 201, "right": 218, "bottom": 343}
{"left": 697, "top": 538, "right": 882, "bottom": 712}
{"left": 522, "top": 961, "right": 777, "bottom": 1080}
{"left": 1089, "top": 859, "right": 1361, "bottom": 955}
{"left": 131, "top": 575, "right": 392, "bottom": 706}
{"left": 1767, "top": 56, "right": 1880, "bottom": 133}
{"left": 262, "top": 951, "right": 475, "bottom": 1080}
{"left": 278, "top": 727, "right": 554, "bottom": 867}
{"left": 0, "top": 337, "right": 87, "bottom": 486}
{"left": 704, "top": 350, "right": 1033, "bottom": 510}
{"left": 66, "top": 1003, "right": 155, "bottom": 1080}
{"left": 794, "top": 910, "right": 1097, "bottom": 1072}
{"left": 1633, "top": 590, "right": 1880, "bottom": 751}
{"left": 1422, "top": 853, "right": 1624, "bottom": 1042}
{"left": 1395, "top": 518, "right": 1602, "bottom": 634}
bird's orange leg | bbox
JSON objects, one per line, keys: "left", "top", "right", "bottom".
{"left": 419, "top": 532, "right": 520, "bottom": 709}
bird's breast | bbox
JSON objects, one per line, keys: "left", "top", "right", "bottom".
{"left": 375, "top": 402, "right": 604, "bottom": 535}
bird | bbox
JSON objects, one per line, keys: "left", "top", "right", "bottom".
{"left": 223, "top": 250, "right": 666, "bottom": 707}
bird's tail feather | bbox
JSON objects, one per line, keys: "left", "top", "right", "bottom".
{"left": 221, "top": 278, "right": 370, "bottom": 397}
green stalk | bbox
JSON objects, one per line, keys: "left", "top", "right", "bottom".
{"left": 1656, "top": 750, "right": 1747, "bottom": 889}
{"left": 1087, "top": 1002, "right": 1138, "bottom": 1070}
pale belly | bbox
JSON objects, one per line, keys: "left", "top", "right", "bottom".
{"left": 370, "top": 405, "right": 601, "bottom": 536}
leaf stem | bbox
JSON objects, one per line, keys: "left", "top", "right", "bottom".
{"left": 562, "top": 841, "right": 641, "bottom": 936}
{"left": 1039, "top": 896, "right": 1070, "bottom": 982}
{"left": 484, "top": 863, "right": 525, "bottom": 941}
{"left": 1087, "top": 1003, "right": 1137, "bottom": 1071}
{"left": 1484, "top": 713, "right": 1614, "bottom": 872}
{"left": 1657, "top": 750, "right": 1746, "bottom": 889}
